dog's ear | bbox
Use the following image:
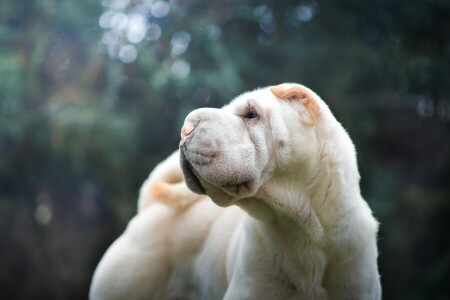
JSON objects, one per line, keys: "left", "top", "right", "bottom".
{"left": 270, "top": 83, "right": 320, "bottom": 124}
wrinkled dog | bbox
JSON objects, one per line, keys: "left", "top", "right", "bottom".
{"left": 90, "top": 83, "right": 381, "bottom": 299}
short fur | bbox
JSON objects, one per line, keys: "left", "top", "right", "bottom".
{"left": 90, "top": 83, "right": 381, "bottom": 299}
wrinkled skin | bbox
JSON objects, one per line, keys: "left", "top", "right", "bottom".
{"left": 180, "top": 88, "right": 318, "bottom": 210}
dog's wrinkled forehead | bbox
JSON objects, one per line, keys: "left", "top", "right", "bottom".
{"left": 225, "top": 87, "right": 282, "bottom": 113}
{"left": 224, "top": 84, "right": 320, "bottom": 125}
{"left": 226, "top": 88, "right": 270, "bottom": 107}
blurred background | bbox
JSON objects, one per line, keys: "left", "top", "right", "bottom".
{"left": 0, "top": 0, "right": 449, "bottom": 299}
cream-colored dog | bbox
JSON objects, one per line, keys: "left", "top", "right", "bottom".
{"left": 90, "top": 83, "right": 381, "bottom": 299}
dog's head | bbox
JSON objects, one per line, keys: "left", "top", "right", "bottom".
{"left": 179, "top": 83, "right": 330, "bottom": 210}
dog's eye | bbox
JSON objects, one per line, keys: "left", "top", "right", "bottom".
{"left": 244, "top": 111, "right": 258, "bottom": 119}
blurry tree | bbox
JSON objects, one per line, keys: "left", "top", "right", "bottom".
{"left": 0, "top": 0, "right": 449, "bottom": 299}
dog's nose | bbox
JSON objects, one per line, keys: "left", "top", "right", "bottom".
{"left": 180, "top": 110, "right": 203, "bottom": 146}
{"left": 180, "top": 121, "right": 195, "bottom": 146}
{"left": 183, "top": 122, "right": 195, "bottom": 136}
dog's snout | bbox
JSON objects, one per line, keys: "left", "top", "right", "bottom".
{"left": 180, "top": 108, "right": 221, "bottom": 146}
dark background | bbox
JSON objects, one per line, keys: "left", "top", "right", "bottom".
{"left": 0, "top": 0, "right": 449, "bottom": 299}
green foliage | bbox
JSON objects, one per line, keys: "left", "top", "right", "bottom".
{"left": 0, "top": 0, "right": 449, "bottom": 299}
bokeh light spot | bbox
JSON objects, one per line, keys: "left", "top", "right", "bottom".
{"left": 171, "top": 60, "right": 191, "bottom": 79}
{"left": 110, "top": 12, "right": 128, "bottom": 30}
{"left": 127, "top": 13, "right": 147, "bottom": 44}
{"left": 295, "top": 2, "right": 317, "bottom": 22}
{"left": 171, "top": 31, "right": 191, "bottom": 56}
{"left": 119, "top": 44, "right": 137, "bottom": 63}
{"left": 146, "top": 24, "right": 162, "bottom": 41}
{"left": 206, "top": 25, "right": 222, "bottom": 40}
{"left": 151, "top": 1, "right": 170, "bottom": 18}
{"left": 99, "top": 11, "right": 114, "bottom": 28}
{"left": 35, "top": 193, "right": 53, "bottom": 225}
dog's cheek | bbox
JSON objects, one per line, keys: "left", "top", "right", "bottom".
{"left": 247, "top": 124, "right": 276, "bottom": 184}
{"left": 265, "top": 118, "right": 290, "bottom": 174}
{"left": 273, "top": 141, "right": 290, "bottom": 171}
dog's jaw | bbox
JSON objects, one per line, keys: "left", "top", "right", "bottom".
{"left": 179, "top": 148, "right": 206, "bottom": 195}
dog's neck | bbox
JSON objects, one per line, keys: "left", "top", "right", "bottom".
{"left": 232, "top": 134, "right": 364, "bottom": 292}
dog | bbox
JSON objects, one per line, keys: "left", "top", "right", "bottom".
{"left": 90, "top": 83, "right": 381, "bottom": 299}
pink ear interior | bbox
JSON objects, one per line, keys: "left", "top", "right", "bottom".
{"left": 270, "top": 83, "right": 320, "bottom": 124}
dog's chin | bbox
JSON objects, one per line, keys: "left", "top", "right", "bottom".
{"left": 221, "top": 181, "right": 255, "bottom": 198}
{"left": 200, "top": 182, "right": 254, "bottom": 207}
{"left": 198, "top": 177, "right": 260, "bottom": 208}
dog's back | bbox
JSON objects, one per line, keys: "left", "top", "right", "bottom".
{"left": 90, "top": 151, "right": 236, "bottom": 299}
